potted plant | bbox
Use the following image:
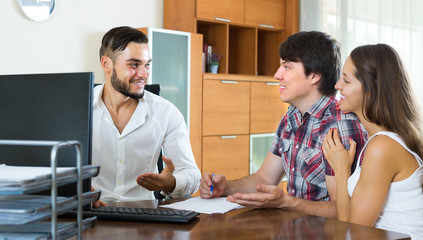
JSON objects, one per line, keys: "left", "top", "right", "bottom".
{"left": 207, "top": 52, "right": 221, "bottom": 74}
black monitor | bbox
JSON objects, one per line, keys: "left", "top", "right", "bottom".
{"left": 0, "top": 72, "right": 94, "bottom": 196}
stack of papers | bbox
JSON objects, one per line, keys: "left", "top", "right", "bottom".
{"left": 0, "top": 217, "right": 96, "bottom": 240}
{"left": 0, "top": 164, "right": 99, "bottom": 194}
{"left": 0, "top": 191, "right": 100, "bottom": 225}
{"left": 161, "top": 197, "right": 244, "bottom": 214}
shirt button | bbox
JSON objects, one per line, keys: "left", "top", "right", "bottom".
{"left": 296, "top": 145, "right": 299, "bottom": 149}
{"left": 292, "top": 167, "right": 295, "bottom": 171}
{"left": 291, "top": 189, "right": 295, "bottom": 194}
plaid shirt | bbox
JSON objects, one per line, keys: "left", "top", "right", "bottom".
{"left": 271, "top": 95, "right": 367, "bottom": 201}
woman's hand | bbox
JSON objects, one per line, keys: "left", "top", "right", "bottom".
{"left": 322, "top": 128, "right": 356, "bottom": 176}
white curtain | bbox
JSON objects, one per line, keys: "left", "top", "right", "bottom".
{"left": 300, "top": 0, "right": 423, "bottom": 108}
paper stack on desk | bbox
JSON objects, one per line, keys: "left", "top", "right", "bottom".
{"left": 161, "top": 197, "right": 244, "bottom": 214}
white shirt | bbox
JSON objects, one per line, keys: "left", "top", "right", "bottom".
{"left": 92, "top": 84, "right": 201, "bottom": 202}
{"left": 348, "top": 131, "right": 423, "bottom": 239}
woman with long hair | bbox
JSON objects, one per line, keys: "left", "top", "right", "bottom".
{"left": 322, "top": 43, "right": 423, "bottom": 238}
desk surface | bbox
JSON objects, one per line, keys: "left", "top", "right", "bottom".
{"left": 70, "top": 199, "right": 410, "bottom": 240}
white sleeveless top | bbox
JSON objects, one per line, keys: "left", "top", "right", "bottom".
{"left": 347, "top": 131, "right": 423, "bottom": 239}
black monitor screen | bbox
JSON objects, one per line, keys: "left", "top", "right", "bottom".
{"left": 0, "top": 72, "right": 94, "bottom": 195}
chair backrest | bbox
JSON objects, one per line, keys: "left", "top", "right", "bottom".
{"left": 144, "top": 84, "right": 166, "bottom": 200}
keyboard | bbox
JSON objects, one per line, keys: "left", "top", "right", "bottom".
{"left": 74, "top": 206, "right": 199, "bottom": 223}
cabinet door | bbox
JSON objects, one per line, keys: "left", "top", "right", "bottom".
{"left": 245, "top": 0, "right": 285, "bottom": 29}
{"left": 203, "top": 80, "right": 250, "bottom": 136}
{"left": 196, "top": 0, "right": 244, "bottom": 24}
{"left": 202, "top": 135, "right": 249, "bottom": 180}
{"left": 250, "top": 81, "right": 288, "bottom": 133}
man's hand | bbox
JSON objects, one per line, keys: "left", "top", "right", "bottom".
{"left": 199, "top": 172, "right": 227, "bottom": 198}
{"left": 226, "top": 184, "right": 287, "bottom": 208}
{"left": 91, "top": 186, "right": 107, "bottom": 208}
{"left": 136, "top": 155, "right": 176, "bottom": 193}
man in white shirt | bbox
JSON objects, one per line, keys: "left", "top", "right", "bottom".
{"left": 92, "top": 26, "right": 201, "bottom": 204}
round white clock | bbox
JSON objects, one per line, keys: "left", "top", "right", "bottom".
{"left": 16, "top": 0, "right": 56, "bottom": 22}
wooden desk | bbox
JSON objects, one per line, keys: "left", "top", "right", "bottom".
{"left": 71, "top": 199, "right": 410, "bottom": 240}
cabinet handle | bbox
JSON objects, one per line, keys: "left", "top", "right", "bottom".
{"left": 221, "top": 136, "right": 237, "bottom": 139}
{"left": 266, "top": 82, "right": 279, "bottom": 86}
{"left": 221, "top": 80, "right": 238, "bottom": 84}
{"left": 215, "top": 17, "right": 231, "bottom": 23}
{"left": 260, "top": 24, "right": 274, "bottom": 29}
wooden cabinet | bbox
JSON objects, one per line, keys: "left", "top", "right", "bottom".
{"left": 164, "top": 0, "right": 298, "bottom": 180}
{"left": 165, "top": 0, "right": 299, "bottom": 77}
{"left": 196, "top": 0, "right": 245, "bottom": 24}
{"left": 250, "top": 81, "right": 288, "bottom": 133}
{"left": 202, "top": 74, "right": 289, "bottom": 178}
{"left": 203, "top": 79, "right": 250, "bottom": 136}
{"left": 245, "top": 0, "right": 285, "bottom": 29}
{"left": 202, "top": 135, "right": 250, "bottom": 180}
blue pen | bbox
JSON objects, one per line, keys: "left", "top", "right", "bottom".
{"left": 209, "top": 173, "right": 215, "bottom": 196}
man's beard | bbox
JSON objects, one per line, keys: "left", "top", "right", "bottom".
{"left": 110, "top": 69, "right": 144, "bottom": 99}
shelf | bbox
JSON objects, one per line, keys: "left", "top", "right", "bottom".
{"left": 0, "top": 217, "right": 96, "bottom": 240}
{"left": 197, "top": 20, "right": 283, "bottom": 76}
{"left": 0, "top": 191, "right": 100, "bottom": 225}
{"left": 0, "top": 140, "right": 96, "bottom": 240}
{"left": 203, "top": 73, "right": 277, "bottom": 82}
{"left": 228, "top": 25, "right": 256, "bottom": 75}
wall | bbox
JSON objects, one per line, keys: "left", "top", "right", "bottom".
{"left": 0, "top": 0, "right": 163, "bottom": 83}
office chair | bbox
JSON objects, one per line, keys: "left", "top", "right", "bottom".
{"left": 94, "top": 83, "right": 165, "bottom": 200}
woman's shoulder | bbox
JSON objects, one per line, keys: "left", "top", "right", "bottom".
{"left": 365, "top": 134, "right": 405, "bottom": 160}
{"left": 363, "top": 133, "right": 414, "bottom": 172}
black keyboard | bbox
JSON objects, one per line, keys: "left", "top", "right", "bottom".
{"left": 77, "top": 206, "right": 199, "bottom": 223}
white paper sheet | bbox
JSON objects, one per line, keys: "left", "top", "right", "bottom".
{"left": 161, "top": 197, "right": 244, "bottom": 214}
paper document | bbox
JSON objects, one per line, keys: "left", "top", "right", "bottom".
{"left": 161, "top": 197, "right": 244, "bottom": 214}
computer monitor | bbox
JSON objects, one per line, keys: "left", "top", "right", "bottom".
{"left": 0, "top": 72, "right": 94, "bottom": 196}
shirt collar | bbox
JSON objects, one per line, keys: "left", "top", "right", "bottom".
{"left": 93, "top": 83, "right": 104, "bottom": 108}
{"left": 93, "top": 83, "right": 150, "bottom": 108}
{"left": 93, "top": 83, "right": 151, "bottom": 126}
{"left": 285, "top": 95, "right": 335, "bottom": 120}
{"left": 307, "top": 95, "right": 335, "bottom": 119}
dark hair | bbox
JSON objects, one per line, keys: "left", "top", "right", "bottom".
{"left": 279, "top": 31, "right": 341, "bottom": 96}
{"left": 350, "top": 44, "right": 423, "bottom": 158}
{"left": 99, "top": 26, "right": 148, "bottom": 61}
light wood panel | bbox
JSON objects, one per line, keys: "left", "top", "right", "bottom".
{"left": 283, "top": 0, "right": 300, "bottom": 39}
{"left": 202, "top": 80, "right": 250, "bottom": 136}
{"left": 164, "top": 0, "right": 196, "bottom": 32}
{"left": 202, "top": 135, "right": 250, "bottom": 180}
{"left": 190, "top": 33, "right": 203, "bottom": 169}
{"left": 245, "top": 0, "right": 285, "bottom": 29}
{"left": 250, "top": 82, "right": 289, "bottom": 133}
{"left": 196, "top": 0, "right": 245, "bottom": 24}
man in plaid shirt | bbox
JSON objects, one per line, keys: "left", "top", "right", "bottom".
{"left": 199, "top": 31, "right": 367, "bottom": 218}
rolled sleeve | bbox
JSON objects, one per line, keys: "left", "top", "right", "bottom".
{"left": 162, "top": 106, "right": 201, "bottom": 197}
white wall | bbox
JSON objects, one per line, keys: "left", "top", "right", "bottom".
{"left": 0, "top": 0, "right": 163, "bottom": 83}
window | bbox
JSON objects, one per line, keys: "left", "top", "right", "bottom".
{"left": 300, "top": 0, "right": 423, "bottom": 107}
